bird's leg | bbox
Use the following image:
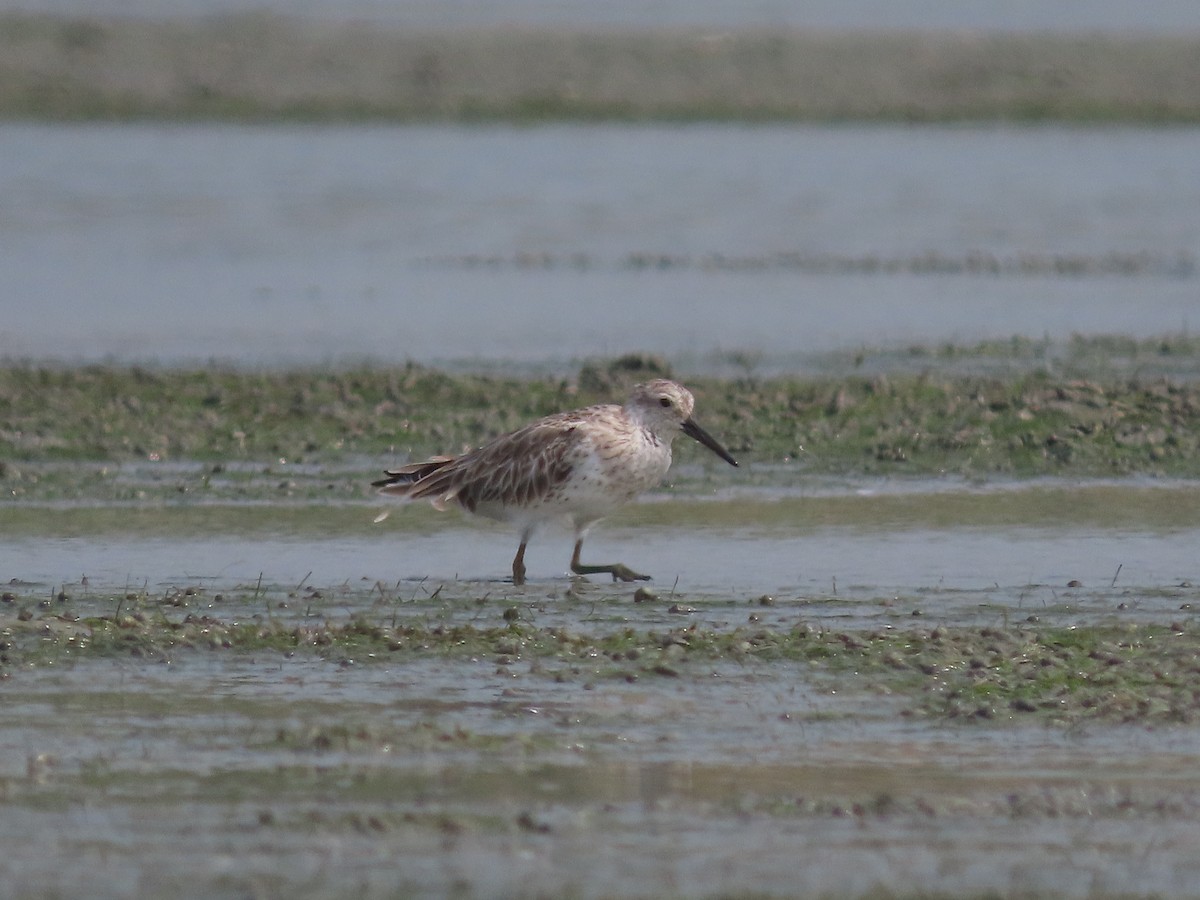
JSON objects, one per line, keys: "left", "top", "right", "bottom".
{"left": 569, "top": 539, "right": 649, "bottom": 583}
{"left": 512, "top": 541, "right": 528, "bottom": 586}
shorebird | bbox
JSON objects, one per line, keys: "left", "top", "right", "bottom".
{"left": 373, "top": 379, "right": 738, "bottom": 585}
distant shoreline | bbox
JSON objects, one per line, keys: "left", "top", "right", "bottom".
{"left": 3, "top": 13, "right": 1199, "bottom": 123}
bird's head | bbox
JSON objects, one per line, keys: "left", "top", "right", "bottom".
{"left": 627, "top": 380, "right": 738, "bottom": 467}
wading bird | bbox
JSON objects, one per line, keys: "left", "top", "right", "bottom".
{"left": 373, "top": 379, "right": 738, "bottom": 585}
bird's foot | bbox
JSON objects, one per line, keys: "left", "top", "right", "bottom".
{"left": 610, "top": 564, "right": 650, "bottom": 583}
{"left": 571, "top": 562, "right": 650, "bottom": 583}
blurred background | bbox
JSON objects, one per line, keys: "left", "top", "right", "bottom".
{"left": 0, "top": 0, "right": 1197, "bottom": 370}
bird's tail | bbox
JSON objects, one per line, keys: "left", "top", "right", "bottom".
{"left": 372, "top": 456, "right": 457, "bottom": 498}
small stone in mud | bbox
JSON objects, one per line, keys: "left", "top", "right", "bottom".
{"left": 667, "top": 604, "right": 695, "bottom": 614}
{"left": 755, "top": 595, "right": 775, "bottom": 606}
{"left": 1067, "top": 580, "right": 1082, "bottom": 588}
{"left": 502, "top": 606, "right": 520, "bottom": 622}
{"left": 633, "top": 587, "right": 658, "bottom": 603}
{"left": 516, "top": 811, "right": 552, "bottom": 834}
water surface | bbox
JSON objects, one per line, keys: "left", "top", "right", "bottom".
{"left": 8, "top": 483, "right": 1200, "bottom": 627}
{"left": 2, "top": 123, "right": 1196, "bottom": 368}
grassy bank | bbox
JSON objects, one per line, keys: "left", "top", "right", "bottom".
{"left": 4, "top": 342, "right": 1200, "bottom": 483}
{"left": 3, "top": 13, "right": 1200, "bottom": 123}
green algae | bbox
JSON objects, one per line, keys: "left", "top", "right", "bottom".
{"left": 6, "top": 346, "right": 1200, "bottom": 502}
{"left": 5, "top": 580, "right": 1199, "bottom": 727}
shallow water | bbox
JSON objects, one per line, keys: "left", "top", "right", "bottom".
{"left": 8, "top": 479, "right": 1200, "bottom": 611}
{"left": 2, "top": 123, "right": 1197, "bottom": 368}
{"left": 9, "top": 517, "right": 1200, "bottom": 617}
{"left": 6, "top": 480, "right": 1200, "bottom": 897}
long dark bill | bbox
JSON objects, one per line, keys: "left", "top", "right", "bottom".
{"left": 682, "top": 418, "right": 739, "bottom": 467}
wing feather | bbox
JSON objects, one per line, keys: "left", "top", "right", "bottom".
{"left": 376, "top": 410, "right": 601, "bottom": 513}
{"left": 372, "top": 456, "right": 456, "bottom": 493}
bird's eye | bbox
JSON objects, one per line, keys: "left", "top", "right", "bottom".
{"left": 659, "top": 398, "right": 672, "bottom": 408}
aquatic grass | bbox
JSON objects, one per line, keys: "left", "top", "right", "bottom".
{"left": 5, "top": 584, "right": 1199, "bottom": 726}
{"left": 6, "top": 350, "right": 1200, "bottom": 496}
{"left": 0, "top": 362, "right": 582, "bottom": 465}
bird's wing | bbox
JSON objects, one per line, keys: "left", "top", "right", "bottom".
{"left": 407, "top": 412, "right": 592, "bottom": 513}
